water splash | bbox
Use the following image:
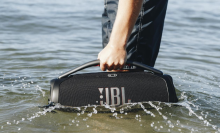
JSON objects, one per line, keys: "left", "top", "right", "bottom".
{"left": 1, "top": 73, "right": 220, "bottom": 132}
{"left": 173, "top": 92, "right": 219, "bottom": 132}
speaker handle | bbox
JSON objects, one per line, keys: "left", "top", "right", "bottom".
{"left": 58, "top": 59, "right": 163, "bottom": 79}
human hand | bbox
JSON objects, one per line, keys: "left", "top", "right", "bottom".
{"left": 97, "top": 43, "right": 127, "bottom": 71}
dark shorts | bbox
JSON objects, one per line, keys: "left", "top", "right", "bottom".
{"left": 102, "top": 0, "right": 168, "bottom": 67}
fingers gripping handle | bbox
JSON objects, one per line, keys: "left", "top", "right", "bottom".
{"left": 58, "top": 59, "right": 163, "bottom": 79}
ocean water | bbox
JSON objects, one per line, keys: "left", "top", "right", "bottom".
{"left": 0, "top": 0, "right": 220, "bottom": 132}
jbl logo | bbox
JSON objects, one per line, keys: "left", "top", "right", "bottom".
{"left": 98, "top": 87, "right": 131, "bottom": 106}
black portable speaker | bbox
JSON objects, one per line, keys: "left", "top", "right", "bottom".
{"left": 49, "top": 60, "right": 178, "bottom": 107}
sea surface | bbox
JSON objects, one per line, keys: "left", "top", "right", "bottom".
{"left": 0, "top": 0, "right": 220, "bottom": 132}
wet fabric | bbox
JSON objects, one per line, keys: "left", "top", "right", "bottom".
{"left": 102, "top": 0, "right": 168, "bottom": 67}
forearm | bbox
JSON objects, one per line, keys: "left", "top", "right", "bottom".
{"left": 98, "top": 0, "right": 143, "bottom": 71}
{"left": 109, "top": 0, "right": 143, "bottom": 49}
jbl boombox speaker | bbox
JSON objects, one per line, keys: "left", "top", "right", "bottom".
{"left": 49, "top": 60, "right": 178, "bottom": 107}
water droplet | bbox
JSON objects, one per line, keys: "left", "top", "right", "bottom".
{"left": 120, "top": 108, "right": 124, "bottom": 114}
{"left": 93, "top": 108, "right": 97, "bottom": 114}
{"left": 212, "top": 125, "right": 217, "bottom": 130}
{"left": 206, "top": 121, "right": 209, "bottom": 126}
{"left": 87, "top": 113, "right": 92, "bottom": 117}
{"left": 151, "top": 122, "right": 154, "bottom": 127}
{"left": 113, "top": 113, "right": 117, "bottom": 117}
{"left": 162, "top": 115, "right": 167, "bottom": 120}
{"left": 189, "top": 111, "right": 192, "bottom": 116}
{"left": 111, "top": 108, "right": 115, "bottom": 113}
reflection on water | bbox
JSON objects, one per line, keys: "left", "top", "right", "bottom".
{"left": 0, "top": 0, "right": 220, "bottom": 132}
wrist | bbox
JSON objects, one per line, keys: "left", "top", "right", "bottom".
{"left": 108, "top": 34, "right": 127, "bottom": 49}
{"left": 108, "top": 40, "right": 127, "bottom": 50}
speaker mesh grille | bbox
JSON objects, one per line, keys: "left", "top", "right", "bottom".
{"left": 59, "top": 72, "right": 169, "bottom": 106}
